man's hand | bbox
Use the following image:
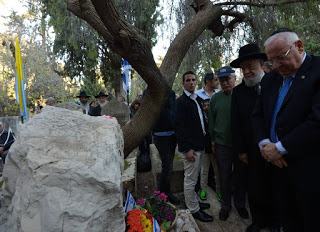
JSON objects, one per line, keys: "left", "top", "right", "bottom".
{"left": 271, "top": 157, "right": 288, "bottom": 168}
{"left": 184, "top": 149, "right": 197, "bottom": 162}
{"left": 211, "top": 144, "right": 216, "bottom": 156}
{"left": 0, "top": 147, "right": 4, "bottom": 154}
{"left": 260, "top": 142, "right": 282, "bottom": 162}
{"left": 238, "top": 153, "right": 248, "bottom": 164}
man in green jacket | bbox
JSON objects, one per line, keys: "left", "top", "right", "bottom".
{"left": 208, "top": 66, "right": 248, "bottom": 221}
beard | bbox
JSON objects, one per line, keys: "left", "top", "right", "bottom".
{"left": 244, "top": 69, "right": 265, "bottom": 87}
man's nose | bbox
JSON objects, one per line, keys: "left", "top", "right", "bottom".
{"left": 272, "top": 60, "right": 281, "bottom": 69}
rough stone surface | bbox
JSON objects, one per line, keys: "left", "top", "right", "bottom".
{"left": 0, "top": 106, "right": 125, "bottom": 232}
{"left": 56, "top": 102, "right": 85, "bottom": 113}
{"left": 150, "top": 144, "right": 184, "bottom": 193}
{"left": 101, "top": 101, "right": 130, "bottom": 127}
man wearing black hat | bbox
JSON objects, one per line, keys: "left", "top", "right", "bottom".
{"left": 77, "top": 91, "right": 90, "bottom": 114}
{"left": 230, "top": 44, "right": 280, "bottom": 232}
{"left": 95, "top": 91, "right": 108, "bottom": 108}
{"left": 208, "top": 66, "right": 249, "bottom": 221}
{"left": 252, "top": 28, "right": 320, "bottom": 232}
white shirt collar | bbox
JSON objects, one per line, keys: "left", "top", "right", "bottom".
{"left": 184, "top": 89, "right": 197, "bottom": 99}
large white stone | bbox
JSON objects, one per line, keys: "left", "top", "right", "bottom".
{"left": 0, "top": 106, "right": 125, "bottom": 232}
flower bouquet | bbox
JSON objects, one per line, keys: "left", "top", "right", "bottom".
{"left": 137, "top": 191, "right": 177, "bottom": 231}
{"left": 125, "top": 208, "right": 155, "bottom": 232}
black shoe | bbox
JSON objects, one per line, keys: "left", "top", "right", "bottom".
{"left": 166, "top": 193, "right": 180, "bottom": 205}
{"left": 236, "top": 207, "right": 249, "bottom": 219}
{"left": 192, "top": 209, "right": 213, "bottom": 222}
{"left": 199, "top": 202, "right": 210, "bottom": 210}
{"left": 246, "top": 223, "right": 261, "bottom": 232}
{"left": 219, "top": 208, "right": 229, "bottom": 221}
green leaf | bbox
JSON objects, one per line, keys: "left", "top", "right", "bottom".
{"left": 160, "top": 221, "right": 171, "bottom": 230}
{"left": 145, "top": 201, "right": 152, "bottom": 214}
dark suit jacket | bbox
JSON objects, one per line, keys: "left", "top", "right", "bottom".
{"left": 231, "top": 81, "right": 260, "bottom": 155}
{"left": 0, "top": 130, "right": 15, "bottom": 151}
{"left": 174, "top": 92, "right": 207, "bottom": 153}
{"left": 252, "top": 54, "right": 320, "bottom": 192}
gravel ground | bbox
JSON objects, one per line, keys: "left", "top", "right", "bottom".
{"left": 136, "top": 170, "right": 156, "bottom": 199}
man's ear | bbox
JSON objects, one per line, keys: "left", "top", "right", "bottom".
{"left": 296, "top": 40, "right": 304, "bottom": 54}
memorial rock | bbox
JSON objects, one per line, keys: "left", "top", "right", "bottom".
{"left": 0, "top": 106, "right": 125, "bottom": 232}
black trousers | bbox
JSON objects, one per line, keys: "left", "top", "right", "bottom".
{"left": 153, "top": 134, "right": 177, "bottom": 194}
{"left": 215, "top": 144, "right": 247, "bottom": 211}
{"left": 247, "top": 147, "right": 280, "bottom": 227}
{"left": 272, "top": 165, "right": 320, "bottom": 232}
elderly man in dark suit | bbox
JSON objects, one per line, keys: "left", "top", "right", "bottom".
{"left": 230, "top": 44, "right": 280, "bottom": 232}
{"left": 252, "top": 28, "right": 320, "bottom": 232}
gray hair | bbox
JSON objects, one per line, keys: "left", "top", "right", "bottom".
{"left": 264, "top": 32, "right": 299, "bottom": 47}
{"left": 45, "top": 97, "right": 56, "bottom": 104}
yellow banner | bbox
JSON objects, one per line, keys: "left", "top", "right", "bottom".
{"left": 15, "top": 38, "right": 24, "bottom": 113}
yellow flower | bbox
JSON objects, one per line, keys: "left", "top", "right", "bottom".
{"left": 142, "top": 218, "right": 152, "bottom": 232}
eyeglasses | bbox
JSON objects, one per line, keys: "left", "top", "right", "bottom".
{"left": 269, "top": 44, "right": 293, "bottom": 64}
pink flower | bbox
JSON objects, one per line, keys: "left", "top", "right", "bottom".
{"left": 137, "top": 198, "right": 146, "bottom": 205}
{"left": 102, "top": 115, "right": 120, "bottom": 128}
{"left": 159, "top": 193, "right": 167, "bottom": 202}
{"left": 102, "top": 115, "right": 117, "bottom": 120}
{"left": 154, "top": 191, "right": 160, "bottom": 195}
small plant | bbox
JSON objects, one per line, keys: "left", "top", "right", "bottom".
{"left": 137, "top": 191, "right": 176, "bottom": 230}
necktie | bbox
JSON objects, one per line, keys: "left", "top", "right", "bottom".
{"left": 254, "top": 83, "right": 261, "bottom": 95}
{"left": 270, "top": 76, "right": 294, "bottom": 142}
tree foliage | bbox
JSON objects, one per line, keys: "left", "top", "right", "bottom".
{"left": 0, "top": 9, "right": 77, "bottom": 116}
{"left": 37, "top": 0, "right": 163, "bottom": 97}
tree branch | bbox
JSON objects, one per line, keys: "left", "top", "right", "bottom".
{"left": 221, "top": 10, "right": 247, "bottom": 32}
{"left": 161, "top": 1, "right": 223, "bottom": 85}
{"left": 216, "top": 0, "right": 308, "bottom": 7}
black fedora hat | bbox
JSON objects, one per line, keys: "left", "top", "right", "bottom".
{"left": 230, "top": 44, "right": 267, "bottom": 68}
{"left": 77, "top": 90, "right": 90, "bottom": 98}
{"left": 95, "top": 91, "right": 108, "bottom": 98}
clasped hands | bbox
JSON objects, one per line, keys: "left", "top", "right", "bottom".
{"left": 260, "top": 142, "right": 288, "bottom": 168}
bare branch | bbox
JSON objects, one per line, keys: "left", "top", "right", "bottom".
{"left": 216, "top": 0, "right": 308, "bottom": 7}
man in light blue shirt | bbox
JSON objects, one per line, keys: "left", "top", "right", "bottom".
{"left": 195, "top": 72, "right": 219, "bottom": 100}
{"left": 195, "top": 72, "right": 221, "bottom": 202}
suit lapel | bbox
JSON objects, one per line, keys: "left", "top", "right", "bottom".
{"left": 281, "top": 55, "right": 312, "bottom": 109}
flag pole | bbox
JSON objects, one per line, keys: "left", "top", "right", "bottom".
{"left": 127, "top": 91, "right": 129, "bottom": 106}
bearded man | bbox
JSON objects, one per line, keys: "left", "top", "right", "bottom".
{"left": 230, "top": 44, "right": 280, "bottom": 232}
